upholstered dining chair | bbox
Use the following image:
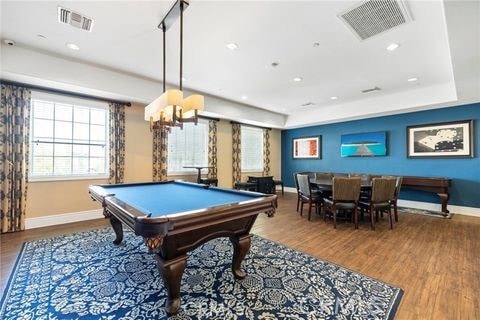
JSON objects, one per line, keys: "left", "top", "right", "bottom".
{"left": 323, "top": 177, "right": 361, "bottom": 229}
{"left": 293, "top": 173, "right": 302, "bottom": 212}
{"left": 297, "top": 174, "right": 323, "bottom": 221}
{"left": 360, "top": 177, "right": 397, "bottom": 230}
{"left": 385, "top": 176, "right": 403, "bottom": 222}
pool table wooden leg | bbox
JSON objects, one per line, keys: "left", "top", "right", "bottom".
{"left": 155, "top": 254, "right": 187, "bottom": 315}
{"left": 109, "top": 215, "right": 123, "bottom": 245}
{"left": 230, "top": 234, "right": 252, "bottom": 279}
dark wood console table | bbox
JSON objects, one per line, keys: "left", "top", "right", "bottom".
{"left": 401, "top": 176, "right": 452, "bottom": 216}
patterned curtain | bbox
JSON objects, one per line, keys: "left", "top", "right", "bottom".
{"left": 232, "top": 123, "right": 241, "bottom": 187}
{"left": 263, "top": 129, "right": 271, "bottom": 176}
{"left": 0, "top": 84, "right": 31, "bottom": 233}
{"left": 207, "top": 120, "right": 217, "bottom": 178}
{"left": 153, "top": 127, "right": 168, "bottom": 181}
{"left": 108, "top": 103, "right": 126, "bottom": 184}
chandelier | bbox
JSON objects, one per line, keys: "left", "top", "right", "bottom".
{"left": 145, "top": 0, "right": 204, "bottom": 131}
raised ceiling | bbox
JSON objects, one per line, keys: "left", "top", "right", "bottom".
{"left": 1, "top": 1, "right": 479, "bottom": 128}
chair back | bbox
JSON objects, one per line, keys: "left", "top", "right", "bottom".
{"left": 248, "top": 176, "right": 275, "bottom": 194}
{"left": 332, "top": 177, "right": 361, "bottom": 201}
{"left": 297, "top": 174, "right": 312, "bottom": 197}
{"left": 371, "top": 178, "right": 397, "bottom": 203}
{"left": 299, "top": 171, "right": 316, "bottom": 180}
{"left": 315, "top": 172, "right": 333, "bottom": 180}
{"left": 394, "top": 176, "right": 403, "bottom": 199}
{"left": 349, "top": 173, "right": 371, "bottom": 184}
{"left": 333, "top": 173, "right": 349, "bottom": 177}
{"left": 293, "top": 173, "right": 300, "bottom": 192}
{"left": 381, "top": 176, "right": 403, "bottom": 199}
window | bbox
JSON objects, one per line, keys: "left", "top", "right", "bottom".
{"left": 241, "top": 126, "right": 263, "bottom": 172}
{"left": 167, "top": 121, "right": 208, "bottom": 174}
{"left": 29, "top": 92, "right": 109, "bottom": 180}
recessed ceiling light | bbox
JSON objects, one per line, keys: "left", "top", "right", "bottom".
{"left": 66, "top": 43, "right": 79, "bottom": 50}
{"left": 407, "top": 77, "right": 418, "bottom": 82}
{"left": 293, "top": 77, "right": 303, "bottom": 82}
{"left": 386, "top": 43, "right": 400, "bottom": 51}
{"left": 241, "top": 95, "right": 247, "bottom": 100}
{"left": 3, "top": 39, "right": 15, "bottom": 46}
{"left": 226, "top": 43, "right": 238, "bottom": 50}
{"left": 330, "top": 96, "right": 338, "bottom": 100}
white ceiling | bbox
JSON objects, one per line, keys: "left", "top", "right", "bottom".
{"left": 1, "top": 0, "right": 479, "bottom": 128}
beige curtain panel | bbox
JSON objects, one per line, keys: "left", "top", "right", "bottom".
{"left": 232, "top": 123, "right": 241, "bottom": 187}
{"left": 263, "top": 129, "right": 271, "bottom": 176}
{"left": 0, "top": 84, "right": 31, "bottom": 233}
{"left": 108, "top": 102, "right": 126, "bottom": 184}
{"left": 208, "top": 120, "right": 218, "bottom": 179}
{"left": 153, "top": 127, "right": 168, "bottom": 181}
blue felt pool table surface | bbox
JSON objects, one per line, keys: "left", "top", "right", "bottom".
{"left": 101, "top": 182, "right": 262, "bottom": 217}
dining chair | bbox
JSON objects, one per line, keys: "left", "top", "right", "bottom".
{"left": 293, "top": 173, "right": 302, "bottom": 212}
{"left": 360, "top": 177, "right": 397, "bottom": 230}
{"left": 297, "top": 174, "right": 323, "bottom": 221}
{"left": 323, "top": 177, "right": 361, "bottom": 229}
{"left": 390, "top": 176, "right": 403, "bottom": 222}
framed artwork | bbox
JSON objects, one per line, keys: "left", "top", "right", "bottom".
{"left": 293, "top": 136, "right": 321, "bottom": 159}
{"left": 407, "top": 120, "right": 474, "bottom": 158}
{"left": 341, "top": 131, "right": 387, "bottom": 157}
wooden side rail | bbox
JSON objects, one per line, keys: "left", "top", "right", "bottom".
{"left": 401, "top": 176, "right": 452, "bottom": 216}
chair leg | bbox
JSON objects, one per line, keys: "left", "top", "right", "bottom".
{"left": 388, "top": 208, "right": 393, "bottom": 229}
{"left": 354, "top": 205, "right": 358, "bottom": 229}
{"left": 300, "top": 201, "right": 304, "bottom": 216}
{"left": 308, "top": 201, "right": 312, "bottom": 221}
{"left": 296, "top": 195, "right": 300, "bottom": 212}
{"left": 370, "top": 205, "right": 375, "bottom": 230}
{"left": 281, "top": 183, "right": 284, "bottom": 195}
{"left": 394, "top": 203, "right": 399, "bottom": 222}
{"left": 333, "top": 205, "right": 337, "bottom": 229}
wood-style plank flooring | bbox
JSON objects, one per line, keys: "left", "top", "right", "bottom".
{"left": 1, "top": 193, "right": 479, "bottom": 319}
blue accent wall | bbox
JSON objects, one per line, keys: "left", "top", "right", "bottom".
{"left": 281, "top": 103, "right": 480, "bottom": 208}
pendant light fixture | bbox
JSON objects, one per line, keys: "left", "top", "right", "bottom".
{"left": 144, "top": 0, "right": 204, "bottom": 131}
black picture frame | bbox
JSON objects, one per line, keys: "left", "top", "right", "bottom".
{"left": 406, "top": 120, "right": 474, "bottom": 158}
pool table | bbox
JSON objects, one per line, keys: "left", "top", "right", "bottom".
{"left": 89, "top": 180, "right": 277, "bottom": 315}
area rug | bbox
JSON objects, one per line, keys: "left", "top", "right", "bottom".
{"left": 1, "top": 229, "right": 403, "bottom": 319}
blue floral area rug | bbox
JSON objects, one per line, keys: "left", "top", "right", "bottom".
{"left": 1, "top": 229, "right": 403, "bottom": 319}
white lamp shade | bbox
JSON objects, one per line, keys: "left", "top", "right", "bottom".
{"left": 145, "top": 89, "right": 184, "bottom": 122}
{"left": 183, "top": 94, "right": 204, "bottom": 118}
{"left": 144, "top": 96, "right": 163, "bottom": 121}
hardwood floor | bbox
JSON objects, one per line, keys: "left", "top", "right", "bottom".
{"left": 1, "top": 193, "right": 479, "bottom": 319}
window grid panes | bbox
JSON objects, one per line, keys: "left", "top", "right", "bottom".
{"left": 241, "top": 126, "right": 264, "bottom": 172}
{"left": 168, "top": 122, "right": 208, "bottom": 174}
{"left": 30, "top": 96, "right": 109, "bottom": 179}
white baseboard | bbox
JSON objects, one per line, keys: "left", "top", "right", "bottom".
{"left": 283, "top": 187, "right": 480, "bottom": 217}
{"left": 25, "top": 209, "right": 104, "bottom": 229}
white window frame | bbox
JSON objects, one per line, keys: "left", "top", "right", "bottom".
{"left": 167, "top": 120, "right": 209, "bottom": 176}
{"left": 29, "top": 91, "right": 110, "bottom": 182}
{"left": 241, "top": 125, "right": 264, "bottom": 173}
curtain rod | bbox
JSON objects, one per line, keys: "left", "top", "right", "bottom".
{"left": 230, "top": 121, "right": 271, "bottom": 130}
{"left": 0, "top": 80, "right": 132, "bottom": 107}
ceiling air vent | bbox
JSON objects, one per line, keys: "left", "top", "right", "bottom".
{"left": 57, "top": 6, "right": 94, "bottom": 32}
{"left": 338, "top": 0, "right": 412, "bottom": 41}
{"left": 361, "top": 86, "right": 381, "bottom": 93}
